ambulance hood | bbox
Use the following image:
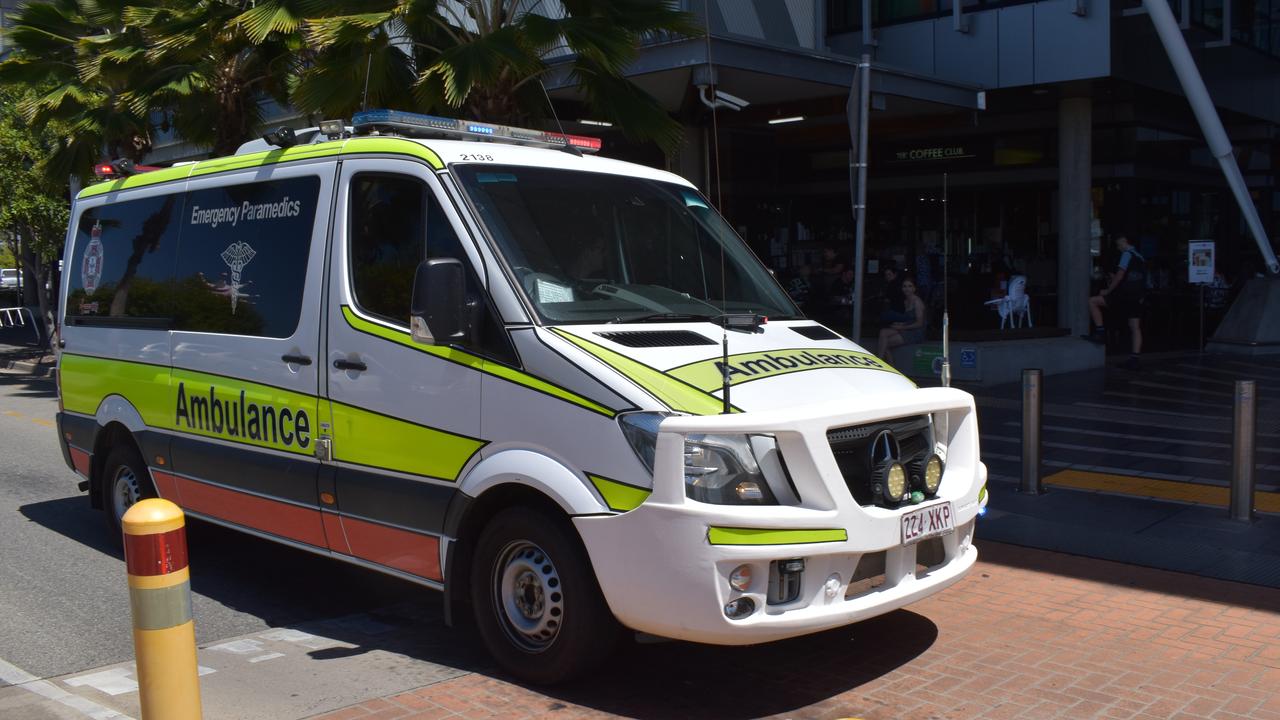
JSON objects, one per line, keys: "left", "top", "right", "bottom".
{"left": 548, "top": 320, "right": 917, "bottom": 415}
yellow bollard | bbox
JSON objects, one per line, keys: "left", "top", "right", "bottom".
{"left": 122, "top": 498, "right": 203, "bottom": 719}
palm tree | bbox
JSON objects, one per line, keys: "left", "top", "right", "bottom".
{"left": 123, "top": 0, "right": 300, "bottom": 157}
{"left": 293, "top": 0, "right": 700, "bottom": 152}
{"left": 0, "top": 0, "right": 152, "bottom": 181}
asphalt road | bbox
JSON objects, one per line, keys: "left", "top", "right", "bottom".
{"left": 0, "top": 371, "right": 431, "bottom": 680}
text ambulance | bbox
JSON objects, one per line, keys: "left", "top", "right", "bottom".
{"left": 55, "top": 110, "right": 987, "bottom": 683}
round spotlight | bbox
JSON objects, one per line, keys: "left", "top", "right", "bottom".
{"left": 729, "top": 564, "right": 752, "bottom": 592}
{"left": 923, "top": 454, "right": 943, "bottom": 495}
{"left": 723, "top": 597, "right": 756, "bottom": 620}
{"left": 874, "top": 461, "right": 908, "bottom": 504}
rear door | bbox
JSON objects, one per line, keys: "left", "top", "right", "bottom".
{"left": 165, "top": 162, "right": 334, "bottom": 551}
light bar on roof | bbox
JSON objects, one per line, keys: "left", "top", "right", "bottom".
{"left": 352, "top": 109, "right": 602, "bottom": 153}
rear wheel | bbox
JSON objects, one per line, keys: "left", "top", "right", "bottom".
{"left": 100, "top": 444, "right": 155, "bottom": 541}
{"left": 470, "top": 506, "right": 620, "bottom": 684}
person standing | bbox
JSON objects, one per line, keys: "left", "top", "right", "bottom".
{"left": 1086, "top": 234, "right": 1147, "bottom": 369}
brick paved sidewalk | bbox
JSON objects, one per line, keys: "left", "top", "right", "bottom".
{"left": 316, "top": 541, "right": 1280, "bottom": 720}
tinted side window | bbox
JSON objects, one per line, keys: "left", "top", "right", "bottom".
{"left": 349, "top": 174, "right": 515, "bottom": 364}
{"left": 350, "top": 175, "right": 424, "bottom": 323}
{"left": 173, "top": 176, "right": 320, "bottom": 338}
{"left": 67, "top": 194, "right": 183, "bottom": 322}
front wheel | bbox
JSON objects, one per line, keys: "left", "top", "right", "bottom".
{"left": 470, "top": 507, "right": 620, "bottom": 684}
{"left": 100, "top": 444, "right": 156, "bottom": 541}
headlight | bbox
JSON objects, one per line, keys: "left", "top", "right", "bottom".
{"left": 684, "top": 433, "right": 779, "bottom": 505}
{"left": 618, "top": 413, "right": 792, "bottom": 505}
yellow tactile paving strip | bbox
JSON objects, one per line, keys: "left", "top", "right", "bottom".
{"left": 1045, "top": 468, "right": 1280, "bottom": 514}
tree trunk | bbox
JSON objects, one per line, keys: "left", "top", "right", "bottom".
{"left": 17, "top": 229, "right": 51, "bottom": 347}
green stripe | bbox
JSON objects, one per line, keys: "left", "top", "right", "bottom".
{"left": 589, "top": 474, "right": 650, "bottom": 512}
{"left": 707, "top": 526, "right": 848, "bottom": 546}
{"left": 342, "top": 306, "right": 615, "bottom": 418}
{"left": 668, "top": 347, "right": 904, "bottom": 391}
{"left": 550, "top": 329, "right": 728, "bottom": 416}
{"left": 329, "top": 401, "right": 484, "bottom": 480}
{"left": 61, "top": 353, "right": 172, "bottom": 424}
{"left": 78, "top": 136, "right": 446, "bottom": 199}
{"left": 129, "top": 581, "right": 193, "bottom": 630}
{"left": 59, "top": 354, "right": 484, "bottom": 471}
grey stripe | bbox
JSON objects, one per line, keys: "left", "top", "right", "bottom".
{"left": 130, "top": 581, "right": 193, "bottom": 631}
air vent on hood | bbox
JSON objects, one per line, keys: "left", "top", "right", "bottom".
{"left": 791, "top": 324, "right": 842, "bottom": 341}
{"left": 594, "top": 330, "right": 716, "bottom": 348}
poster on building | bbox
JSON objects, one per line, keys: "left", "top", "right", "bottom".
{"left": 1188, "top": 241, "right": 1215, "bottom": 284}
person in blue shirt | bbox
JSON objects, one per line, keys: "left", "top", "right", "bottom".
{"left": 1086, "top": 234, "right": 1147, "bottom": 370}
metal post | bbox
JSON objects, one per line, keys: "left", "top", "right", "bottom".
{"left": 123, "top": 499, "right": 204, "bottom": 719}
{"left": 1143, "top": 0, "right": 1279, "bottom": 274}
{"left": 1229, "top": 380, "right": 1257, "bottom": 522}
{"left": 848, "top": 54, "right": 870, "bottom": 343}
{"left": 1021, "top": 369, "right": 1045, "bottom": 494}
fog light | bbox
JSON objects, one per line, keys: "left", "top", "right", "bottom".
{"left": 874, "top": 461, "right": 908, "bottom": 503}
{"left": 923, "top": 454, "right": 943, "bottom": 495}
{"left": 729, "top": 564, "right": 752, "bottom": 591}
{"left": 734, "top": 480, "right": 765, "bottom": 501}
{"left": 824, "top": 573, "right": 842, "bottom": 600}
{"left": 724, "top": 597, "right": 756, "bottom": 619}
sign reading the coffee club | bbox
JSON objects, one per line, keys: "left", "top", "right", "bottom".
{"left": 892, "top": 145, "right": 975, "bottom": 163}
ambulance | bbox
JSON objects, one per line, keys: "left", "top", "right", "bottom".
{"left": 55, "top": 110, "right": 987, "bottom": 683}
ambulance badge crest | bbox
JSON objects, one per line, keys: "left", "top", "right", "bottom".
{"left": 220, "top": 241, "right": 256, "bottom": 313}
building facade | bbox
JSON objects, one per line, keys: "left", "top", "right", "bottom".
{"left": 555, "top": 0, "right": 1280, "bottom": 350}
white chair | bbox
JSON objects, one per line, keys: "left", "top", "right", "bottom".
{"left": 984, "top": 275, "right": 1032, "bottom": 329}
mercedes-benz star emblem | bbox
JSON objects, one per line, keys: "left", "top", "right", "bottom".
{"left": 870, "top": 430, "right": 900, "bottom": 465}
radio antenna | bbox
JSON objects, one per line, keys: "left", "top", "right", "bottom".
{"left": 940, "top": 172, "right": 952, "bottom": 388}
{"left": 701, "top": 0, "right": 732, "bottom": 413}
{"left": 361, "top": 52, "right": 373, "bottom": 112}
{"left": 538, "top": 79, "right": 582, "bottom": 157}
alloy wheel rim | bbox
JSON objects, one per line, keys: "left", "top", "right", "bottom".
{"left": 491, "top": 540, "right": 564, "bottom": 652}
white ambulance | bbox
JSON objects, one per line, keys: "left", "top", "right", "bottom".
{"left": 55, "top": 110, "right": 987, "bottom": 683}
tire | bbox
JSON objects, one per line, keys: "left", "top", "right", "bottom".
{"left": 100, "top": 443, "right": 156, "bottom": 542}
{"left": 470, "top": 506, "right": 620, "bottom": 684}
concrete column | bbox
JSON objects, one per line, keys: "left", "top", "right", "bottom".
{"left": 668, "top": 124, "right": 707, "bottom": 194}
{"left": 1058, "top": 95, "right": 1092, "bottom": 334}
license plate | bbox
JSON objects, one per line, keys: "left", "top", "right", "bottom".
{"left": 901, "top": 502, "right": 955, "bottom": 545}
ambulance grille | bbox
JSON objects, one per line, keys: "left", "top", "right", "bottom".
{"left": 790, "top": 324, "right": 841, "bottom": 341}
{"left": 827, "top": 415, "right": 933, "bottom": 507}
{"left": 594, "top": 330, "right": 716, "bottom": 347}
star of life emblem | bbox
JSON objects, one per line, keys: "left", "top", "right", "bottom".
{"left": 220, "top": 241, "right": 256, "bottom": 313}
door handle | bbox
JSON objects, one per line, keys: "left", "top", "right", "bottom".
{"left": 333, "top": 358, "right": 367, "bottom": 372}
{"left": 281, "top": 354, "right": 312, "bottom": 366}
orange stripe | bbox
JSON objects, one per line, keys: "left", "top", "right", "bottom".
{"left": 152, "top": 470, "right": 181, "bottom": 503}
{"left": 339, "top": 516, "right": 441, "bottom": 581}
{"left": 124, "top": 527, "right": 189, "bottom": 576}
{"left": 169, "top": 474, "right": 327, "bottom": 548}
{"left": 321, "top": 510, "right": 350, "bottom": 554}
{"left": 69, "top": 447, "right": 91, "bottom": 477}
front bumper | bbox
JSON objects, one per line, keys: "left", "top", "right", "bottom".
{"left": 574, "top": 387, "right": 985, "bottom": 645}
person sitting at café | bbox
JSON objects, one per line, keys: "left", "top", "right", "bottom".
{"left": 878, "top": 276, "right": 927, "bottom": 361}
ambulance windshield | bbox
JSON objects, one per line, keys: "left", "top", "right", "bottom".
{"left": 454, "top": 165, "right": 801, "bottom": 324}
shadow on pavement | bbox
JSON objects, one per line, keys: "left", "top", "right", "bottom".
{"left": 19, "top": 496, "right": 124, "bottom": 563}
{"left": 0, "top": 370, "right": 56, "bottom": 399}
{"left": 976, "top": 539, "right": 1280, "bottom": 613}
{"left": 524, "top": 609, "right": 937, "bottom": 719}
{"left": 24, "top": 491, "right": 935, "bottom": 716}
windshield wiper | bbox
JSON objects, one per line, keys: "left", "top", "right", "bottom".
{"left": 607, "top": 312, "right": 717, "bottom": 324}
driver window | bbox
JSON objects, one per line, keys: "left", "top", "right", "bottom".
{"left": 348, "top": 173, "right": 515, "bottom": 363}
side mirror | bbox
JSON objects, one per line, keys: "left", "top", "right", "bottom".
{"left": 410, "top": 258, "right": 468, "bottom": 345}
